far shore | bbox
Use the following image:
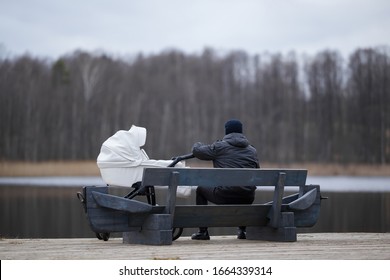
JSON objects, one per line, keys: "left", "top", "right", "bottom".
{"left": 1, "top": 160, "right": 390, "bottom": 177}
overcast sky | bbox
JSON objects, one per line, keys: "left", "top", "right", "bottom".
{"left": 1, "top": 0, "right": 390, "bottom": 59}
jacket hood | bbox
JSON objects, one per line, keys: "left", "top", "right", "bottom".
{"left": 223, "top": 133, "right": 249, "bottom": 148}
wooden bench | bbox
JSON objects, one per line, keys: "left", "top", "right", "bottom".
{"left": 81, "top": 168, "right": 321, "bottom": 245}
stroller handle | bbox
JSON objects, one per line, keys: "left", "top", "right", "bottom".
{"left": 168, "top": 153, "right": 195, "bottom": 167}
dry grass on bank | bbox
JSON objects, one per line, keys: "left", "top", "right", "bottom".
{"left": 261, "top": 162, "right": 390, "bottom": 176}
{"left": 1, "top": 160, "right": 390, "bottom": 177}
{"left": 0, "top": 161, "right": 101, "bottom": 177}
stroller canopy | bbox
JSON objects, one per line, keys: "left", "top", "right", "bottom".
{"left": 96, "top": 125, "right": 189, "bottom": 195}
{"left": 97, "top": 125, "right": 148, "bottom": 168}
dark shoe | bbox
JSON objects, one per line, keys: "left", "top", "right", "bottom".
{"left": 191, "top": 230, "right": 210, "bottom": 240}
{"left": 237, "top": 229, "right": 246, "bottom": 239}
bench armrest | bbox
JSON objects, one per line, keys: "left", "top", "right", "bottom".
{"left": 269, "top": 172, "right": 286, "bottom": 228}
{"left": 164, "top": 171, "right": 180, "bottom": 226}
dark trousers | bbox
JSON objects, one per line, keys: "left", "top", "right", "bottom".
{"left": 196, "top": 186, "right": 255, "bottom": 232}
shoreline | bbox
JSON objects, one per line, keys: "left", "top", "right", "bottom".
{"left": 1, "top": 160, "right": 390, "bottom": 177}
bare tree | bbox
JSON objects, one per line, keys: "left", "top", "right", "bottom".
{"left": 305, "top": 50, "right": 345, "bottom": 162}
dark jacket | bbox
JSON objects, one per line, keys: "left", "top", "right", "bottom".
{"left": 192, "top": 133, "right": 259, "bottom": 201}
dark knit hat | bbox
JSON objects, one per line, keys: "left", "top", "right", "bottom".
{"left": 225, "top": 119, "right": 243, "bottom": 135}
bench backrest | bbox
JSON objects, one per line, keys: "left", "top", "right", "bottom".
{"left": 142, "top": 167, "right": 307, "bottom": 187}
{"left": 142, "top": 167, "right": 308, "bottom": 229}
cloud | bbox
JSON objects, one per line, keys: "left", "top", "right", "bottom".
{"left": 1, "top": 0, "right": 389, "bottom": 59}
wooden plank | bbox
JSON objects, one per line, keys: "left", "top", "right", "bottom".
{"left": 288, "top": 188, "right": 317, "bottom": 210}
{"left": 123, "top": 214, "right": 173, "bottom": 245}
{"left": 142, "top": 168, "right": 307, "bottom": 187}
{"left": 164, "top": 171, "right": 179, "bottom": 219}
{"left": 2, "top": 233, "right": 390, "bottom": 260}
{"left": 91, "top": 191, "right": 153, "bottom": 213}
{"left": 269, "top": 172, "right": 286, "bottom": 228}
{"left": 86, "top": 208, "right": 145, "bottom": 232}
{"left": 85, "top": 186, "right": 156, "bottom": 233}
{"left": 173, "top": 205, "right": 270, "bottom": 228}
{"left": 292, "top": 185, "right": 322, "bottom": 227}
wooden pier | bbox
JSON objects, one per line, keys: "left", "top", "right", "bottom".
{"left": 1, "top": 233, "right": 389, "bottom": 260}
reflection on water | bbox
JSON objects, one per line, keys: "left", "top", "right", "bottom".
{"left": 0, "top": 176, "right": 389, "bottom": 238}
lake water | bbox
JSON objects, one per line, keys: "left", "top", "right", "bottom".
{"left": 1, "top": 176, "right": 389, "bottom": 238}
{"left": 1, "top": 176, "right": 390, "bottom": 191}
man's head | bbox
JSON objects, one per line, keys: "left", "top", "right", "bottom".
{"left": 225, "top": 119, "right": 243, "bottom": 135}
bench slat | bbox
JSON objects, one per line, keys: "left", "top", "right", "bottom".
{"left": 92, "top": 191, "right": 153, "bottom": 213}
{"left": 142, "top": 168, "right": 307, "bottom": 187}
{"left": 173, "top": 205, "right": 270, "bottom": 228}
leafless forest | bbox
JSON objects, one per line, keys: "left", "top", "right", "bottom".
{"left": 0, "top": 47, "right": 389, "bottom": 164}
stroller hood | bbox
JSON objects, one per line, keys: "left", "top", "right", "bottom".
{"left": 97, "top": 125, "right": 148, "bottom": 168}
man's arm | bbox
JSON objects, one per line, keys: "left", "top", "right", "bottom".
{"left": 192, "top": 142, "right": 218, "bottom": 160}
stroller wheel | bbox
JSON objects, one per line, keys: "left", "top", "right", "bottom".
{"left": 172, "top": 227, "right": 183, "bottom": 241}
{"left": 95, "top": 232, "right": 110, "bottom": 241}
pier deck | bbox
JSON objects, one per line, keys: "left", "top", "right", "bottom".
{"left": 1, "top": 233, "right": 389, "bottom": 260}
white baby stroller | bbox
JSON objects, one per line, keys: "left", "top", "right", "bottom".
{"left": 97, "top": 125, "right": 193, "bottom": 205}
{"left": 87, "top": 125, "right": 193, "bottom": 241}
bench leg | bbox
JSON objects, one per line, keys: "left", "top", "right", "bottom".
{"left": 123, "top": 214, "right": 172, "bottom": 245}
{"left": 246, "top": 212, "right": 297, "bottom": 242}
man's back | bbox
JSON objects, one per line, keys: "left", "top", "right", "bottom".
{"left": 192, "top": 132, "right": 259, "bottom": 169}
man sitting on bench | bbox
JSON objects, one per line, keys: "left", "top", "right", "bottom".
{"left": 191, "top": 119, "right": 260, "bottom": 240}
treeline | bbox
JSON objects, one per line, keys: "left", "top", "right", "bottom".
{"left": 0, "top": 47, "right": 389, "bottom": 164}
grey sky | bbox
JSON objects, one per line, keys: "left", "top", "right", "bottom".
{"left": 1, "top": 0, "right": 390, "bottom": 59}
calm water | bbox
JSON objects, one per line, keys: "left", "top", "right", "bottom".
{"left": 1, "top": 176, "right": 390, "bottom": 191}
{"left": 1, "top": 176, "right": 390, "bottom": 238}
